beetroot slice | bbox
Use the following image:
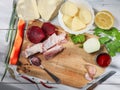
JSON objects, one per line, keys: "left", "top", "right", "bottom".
{"left": 42, "top": 22, "right": 56, "bottom": 36}
{"left": 27, "top": 26, "right": 45, "bottom": 44}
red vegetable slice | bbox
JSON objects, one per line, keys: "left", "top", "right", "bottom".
{"left": 27, "top": 26, "right": 45, "bottom": 44}
{"left": 10, "top": 19, "right": 25, "bottom": 65}
{"left": 42, "top": 22, "right": 56, "bottom": 36}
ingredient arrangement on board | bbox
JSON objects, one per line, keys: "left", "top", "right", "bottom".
{"left": 5, "top": 0, "right": 120, "bottom": 88}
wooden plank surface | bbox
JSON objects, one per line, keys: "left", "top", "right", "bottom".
{"left": 17, "top": 20, "right": 106, "bottom": 88}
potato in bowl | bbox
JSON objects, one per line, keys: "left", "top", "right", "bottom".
{"left": 58, "top": 0, "right": 94, "bottom": 34}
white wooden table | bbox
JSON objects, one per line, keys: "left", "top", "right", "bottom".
{"left": 0, "top": 0, "right": 120, "bottom": 90}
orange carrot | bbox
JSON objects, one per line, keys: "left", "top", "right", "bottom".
{"left": 10, "top": 19, "right": 25, "bottom": 65}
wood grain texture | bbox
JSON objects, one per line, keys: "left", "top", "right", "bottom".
{"left": 17, "top": 20, "right": 106, "bottom": 88}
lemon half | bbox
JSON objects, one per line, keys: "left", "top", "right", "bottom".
{"left": 95, "top": 11, "right": 114, "bottom": 30}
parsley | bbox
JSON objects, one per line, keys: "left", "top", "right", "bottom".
{"left": 70, "top": 34, "right": 86, "bottom": 44}
{"left": 94, "top": 27, "right": 120, "bottom": 56}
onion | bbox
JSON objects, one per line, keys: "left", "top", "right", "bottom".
{"left": 83, "top": 38, "right": 100, "bottom": 53}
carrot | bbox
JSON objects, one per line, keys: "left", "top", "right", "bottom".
{"left": 10, "top": 19, "right": 25, "bottom": 65}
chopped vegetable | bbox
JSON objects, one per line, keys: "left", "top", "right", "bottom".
{"left": 94, "top": 27, "right": 120, "bottom": 56}
{"left": 27, "top": 26, "right": 46, "bottom": 44}
{"left": 42, "top": 22, "right": 56, "bottom": 36}
{"left": 83, "top": 38, "right": 100, "bottom": 53}
{"left": 61, "top": 1, "right": 78, "bottom": 17}
{"left": 10, "top": 19, "right": 25, "bottom": 65}
{"left": 70, "top": 34, "right": 86, "bottom": 44}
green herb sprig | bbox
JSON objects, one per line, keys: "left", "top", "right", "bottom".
{"left": 70, "top": 34, "right": 86, "bottom": 44}
{"left": 70, "top": 34, "right": 86, "bottom": 48}
{"left": 94, "top": 27, "right": 120, "bottom": 56}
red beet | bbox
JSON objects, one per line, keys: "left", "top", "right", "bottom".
{"left": 27, "top": 26, "right": 45, "bottom": 44}
{"left": 96, "top": 53, "right": 111, "bottom": 67}
{"left": 42, "top": 22, "right": 56, "bottom": 36}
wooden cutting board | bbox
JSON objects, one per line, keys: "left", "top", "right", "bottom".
{"left": 17, "top": 20, "right": 106, "bottom": 88}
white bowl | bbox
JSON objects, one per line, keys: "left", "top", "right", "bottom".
{"left": 58, "top": 0, "right": 94, "bottom": 35}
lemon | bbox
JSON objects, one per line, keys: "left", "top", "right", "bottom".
{"left": 95, "top": 11, "right": 114, "bottom": 29}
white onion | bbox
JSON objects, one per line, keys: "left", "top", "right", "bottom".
{"left": 83, "top": 38, "right": 100, "bottom": 53}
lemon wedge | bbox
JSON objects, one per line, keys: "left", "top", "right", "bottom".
{"left": 95, "top": 11, "right": 114, "bottom": 29}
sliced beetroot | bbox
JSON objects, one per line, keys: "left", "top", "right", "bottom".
{"left": 42, "top": 22, "right": 56, "bottom": 36}
{"left": 27, "top": 26, "right": 46, "bottom": 44}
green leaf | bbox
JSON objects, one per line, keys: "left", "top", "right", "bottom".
{"left": 106, "top": 40, "right": 120, "bottom": 56}
{"left": 117, "top": 48, "right": 120, "bottom": 52}
{"left": 94, "top": 27, "right": 104, "bottom": 36}
{"left": 103, "top": 27, "right": 120, "bottom": 40}
{"left": 115, "top": 32, "right": 120, "bottom": 40}
{"left": 94, "top": 26, "right": 120, "bottom": 57}
{"left": 109, "top": 52, "right": 116, "bottom": 57}
{"left": 99, "top": 37, "right": 111, "bottom": 44}
{"left": 70, "top": 34, "right": 86, "bottom": 44}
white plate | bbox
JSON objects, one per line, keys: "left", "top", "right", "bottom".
{"left": 58, "top": 0, "right": 95, "bottom": 35}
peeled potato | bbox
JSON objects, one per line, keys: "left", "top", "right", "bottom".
{"left": 83, "top": 38, "right": 100, "bottom": 53}
{"left": 79, "top": 8, "right": 92, "bottom": 24}
{"left": 71, "top": 17, "right": 86, "bottom": 31}
{"left": 62, "top": 15, "right": 73, "bottom": 28}
{"left": 61, "top": 1, "right": 78, "bottom": 17}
